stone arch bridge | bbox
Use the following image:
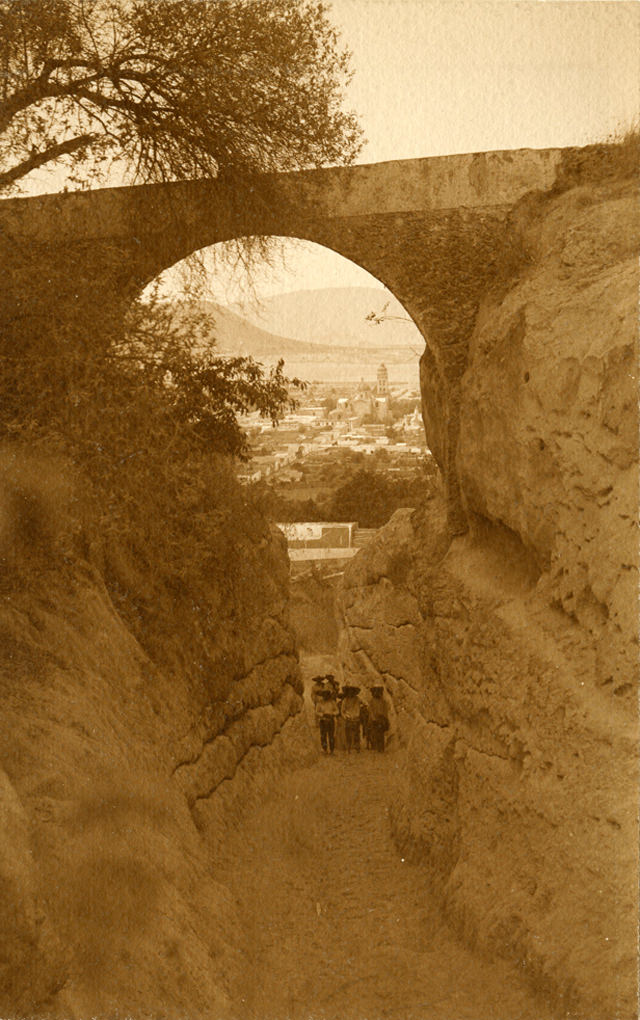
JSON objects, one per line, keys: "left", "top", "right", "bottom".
{"left": 0, "top": 147, "right": 566, "bottom": 527}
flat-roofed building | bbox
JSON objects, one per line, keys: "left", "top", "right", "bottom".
{"left": 278, "top": 521, "right": 358, "bottom": 549}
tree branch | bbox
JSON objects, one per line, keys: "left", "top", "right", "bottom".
{"left": 0, "top": 69, "right": 102, "bottom": 134}
{"left": 0, "top": 132, "right": 96, "bottom": 188}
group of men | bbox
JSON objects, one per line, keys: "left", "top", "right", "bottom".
{"left": 311, "top": 674, "right": 390, "bottom": 755}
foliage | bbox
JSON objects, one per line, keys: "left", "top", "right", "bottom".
{"left": 2, "top": 294, "right": 303, "bottom": 459}
{"left": 0, "top": 291, "right": 305, "bottom": 656}
{"left": 0, "top": 0, "right": 363, "bottom": 192}
{"left": 251, "top": 457, "right": 440, "bottom": 528}
{"left": 326, "top": 463, "right": 439, "bottom": 528}
{"left": 323, "top": 394, "right": 338, "bottom": 414}
{"left": 121, "top": 297, "right": 305, "bottom": 459}
{"left": 389, "top": 397, "right": 421, "bottom": 418}
{"left": 249, "top": 483, "right": 326, "bottom": 524}
{"left": 555, "top": 125, "right": 640, "bottom": 193}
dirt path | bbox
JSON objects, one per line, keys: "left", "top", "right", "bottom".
{"left": 218, "top": 744, "right": 557, "bottom": 1020}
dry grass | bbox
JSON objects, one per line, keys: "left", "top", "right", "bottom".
{"left": 555, "top": 124, "right": 639, "bottom": 191}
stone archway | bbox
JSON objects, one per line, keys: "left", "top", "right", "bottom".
{"left": 0, "top": 149, "right": 564, "bottom": 530}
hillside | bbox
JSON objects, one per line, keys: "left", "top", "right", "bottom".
{"left": 194, "top": 300, "right": 420, "bottom": 383}
{"left": 228, "top": 287, "right": 418, "bottom": 349}
{"left": 200, "top": 301, "right": 415, "bottom": 365}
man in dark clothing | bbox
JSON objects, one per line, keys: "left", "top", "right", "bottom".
{"left": 359, "top": 700, "right": 370, "bottom": 749}
{"left": 369, "top": 686, "right": 389, "bottom": 752}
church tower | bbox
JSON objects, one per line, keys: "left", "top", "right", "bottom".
{"left": 376, "top": 362, "right": 389, "bottom": 396}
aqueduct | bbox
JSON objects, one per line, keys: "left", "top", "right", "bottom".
{"left": 0, "top": 147, "right": 565, "bottom": 527}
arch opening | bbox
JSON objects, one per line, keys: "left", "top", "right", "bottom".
{"left": 143, "top": 235, "right": 426, "bottom": 386}
{"left": 140, "top": 235, "right": 440, "bottom": 535}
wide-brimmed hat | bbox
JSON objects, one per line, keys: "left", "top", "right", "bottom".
{"left": 311, "top": 676, "right": 325, "bottom": 684}
{"left": 343, "top": 684, "right": 361, "bottom": 695}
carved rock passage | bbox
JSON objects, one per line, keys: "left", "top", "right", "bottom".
{"left": 0, "top": 528, "right": 312, "bottom": 1018}
{"left": 339, "top": 176, "right": 639, "bottom": 1019}
{"left": 215, "top": 753, "right": 556, "bottom": 1020}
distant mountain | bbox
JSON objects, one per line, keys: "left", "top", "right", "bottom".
{"left": 228, "top": 287, "right": 417, "bottom": 349}
{"left": 199, "top": 301, "right": 354, "bottom": 361}
{"left": 198, "top": 301, "right": 418, "bottom": 370}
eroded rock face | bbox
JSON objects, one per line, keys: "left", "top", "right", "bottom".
{"left": 458, "top": 180, "right": 638, "bottom": 690}
{"left": 340, "top": 173, "right": 638, "bottom": 1018}
{"left": 0, "top": 524, "right": 312, "bottom": 1017}
{"left": 339, "top": 507, "right": 442, "bottom": 736}
{"left": 342, "top": 504, "right": 637, "bottom": 1018}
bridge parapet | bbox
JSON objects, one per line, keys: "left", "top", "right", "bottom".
{"left": 0, "top": 147, "right": 561, "bottom": 247}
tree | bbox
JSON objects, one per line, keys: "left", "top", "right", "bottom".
{"left": 1, "top": 290, "right": 304, "bottom": 459}
{"left": 118, "top": 297, "right": 306, "bottom": 459}
{"left": 328, "top": 463, "right": 439, "bottom": 528}
{"left": 365, "top": 301, "right": 413, "bottom": 326}
{"left": 323, "top": 394, "right": 338, "bottom": 414}
{"left": 0, "top": 0, "right": 363, "bottom": 192}
{"left": 389, "top": 397, "right": 420, "bottom": 419}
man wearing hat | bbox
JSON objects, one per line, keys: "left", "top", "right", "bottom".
{"left": 324, "top": 673, "right": 339, "bottom": 696}
{"left": 341, "top": 684, "right": 363, "bottom": 753}
{"left": 315, "top": 688, "right": 339, "bottom": 754}
{"left": 310, "top": 676, "right": 326, "bottom": 707}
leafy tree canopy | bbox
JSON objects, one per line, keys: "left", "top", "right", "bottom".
{"left": 0, "top": 0, "right": 363, "bottom": 192}
{"left": 121, "top": 297, "right": 304, "bottom": 459}
{"left": 327, "top": 465, "right": 437, "bottom": 528}
{"left": 2, "top": 292, "right": 303, "bottom": 460}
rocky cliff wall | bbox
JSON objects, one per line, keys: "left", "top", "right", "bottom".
{"left": 0, "top": 486, "right": 314, "bottom": 1018}
{"left": 339, "top": 171, "right": 638, "bottom": 1018}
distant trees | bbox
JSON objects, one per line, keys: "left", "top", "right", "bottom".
{"left": 323, "top": 394, "right": 338, "bottom": 414}
{"left": 0, "top": 0, "right": 363, "bottom": 192}
{"left": 327, "top": 469, "right": 397, "bottom": 528}
{"left": 390, "top": 397, "right": 421, "bottom": 419}
{"left": 327, "top": 463, "right": 438, "bottom": 527}
{"left": 255, "top": 458, "right": 440, "bottom": 528}
{"left": 250, "top": 485, "right": 326, "bottom": 524}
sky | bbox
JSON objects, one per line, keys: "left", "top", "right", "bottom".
{"left": 333, "top": 0, "right": 639, "bottom": 162}
{"left": 191, "top": 0, "right": 640, "bottom": 304}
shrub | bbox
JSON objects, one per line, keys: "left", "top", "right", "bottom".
{"left": 0, "top": 291, "right": 301, "bottom": 685}
{"left": 555, "top": 125, "right": 640, "bottom": 191}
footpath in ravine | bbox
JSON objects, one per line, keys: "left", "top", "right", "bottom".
{"left": 216, "top": 659, "right": 557, "bottom": 1020}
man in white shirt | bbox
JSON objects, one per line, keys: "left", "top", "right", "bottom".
{"left": 315, "top": 689, "right": 339, "bottom": 754}
{"left": 341, "top": 685, "right": 363, "bottom": 753}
